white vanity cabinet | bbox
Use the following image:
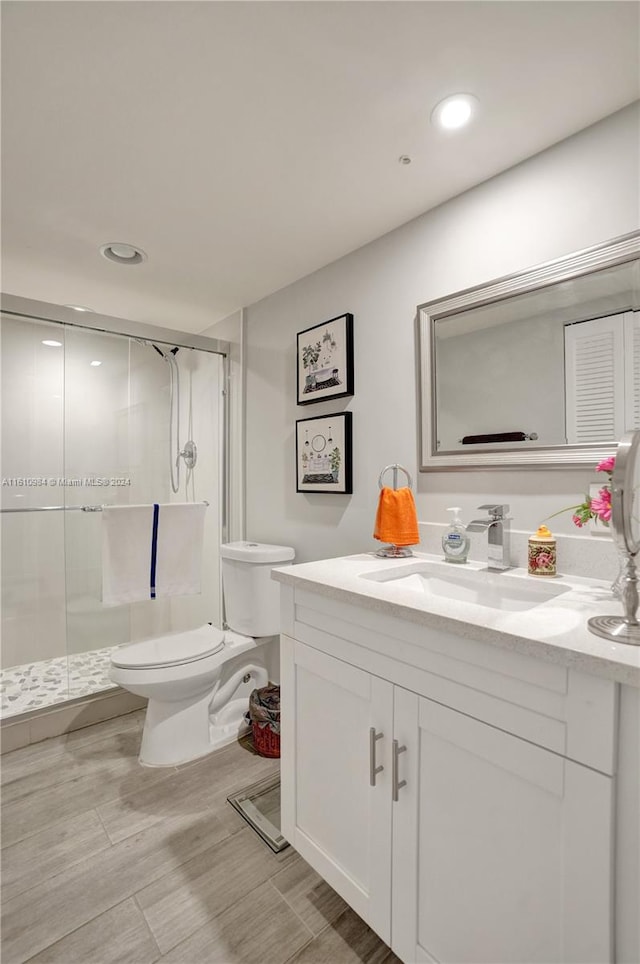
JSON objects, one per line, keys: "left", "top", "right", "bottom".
{"left": 281, "top": 638, "right": 394, "bottom": 941}
{"left": 279, "top": 585, "right": 621, "bottom": 964}
{"left": 392, "top": 689, "right": 612, "bottom": 964}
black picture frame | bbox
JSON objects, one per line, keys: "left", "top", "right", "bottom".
{"left": 296, "top": 313, "right": 354, "bottom": 405}
{"left": 296, "top": 412, "right": 353, "bottom": 494}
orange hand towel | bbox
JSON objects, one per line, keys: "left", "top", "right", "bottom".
{"left": 373, "top": 487, "right": 419, "bottom": 547}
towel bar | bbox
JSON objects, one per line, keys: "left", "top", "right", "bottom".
{"left": 0, "top": 500, "right": 210, "bottom": 514}
{"left": 459, "top": 431, "right": 538, "bottom": 445}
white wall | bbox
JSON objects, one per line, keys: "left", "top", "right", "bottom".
{"left": 244, "top": 103, "right": 639, "bottom": 564}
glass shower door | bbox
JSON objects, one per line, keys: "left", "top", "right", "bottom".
{"left": 62, "top": 324, "right": 132, "bottom": 697}
{"left": 0, "top": 313, "right": 69, "bottom": 716}
{"left": 62, "top": 325, "right": 224, "bottom": 688}
{"left": 1, "top": 310, "right": 225, "bottom": 720}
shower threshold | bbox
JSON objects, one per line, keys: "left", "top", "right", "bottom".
{"left": 227, "top": 773, "right": 289, "bottom": 853}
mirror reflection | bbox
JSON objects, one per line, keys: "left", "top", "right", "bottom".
{"left": 419, "top": 232, "right": 640, "bottom": 470}
{"left": 435, "top": 259, "right": 639, "bottom": 452}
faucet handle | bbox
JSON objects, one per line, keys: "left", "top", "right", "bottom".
{"left": 477, "top": 504, "right": 510, "bottom": 519}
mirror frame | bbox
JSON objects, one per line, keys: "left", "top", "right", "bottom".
{"left": 418, "top": 231, "right": 640, "bottom": 471}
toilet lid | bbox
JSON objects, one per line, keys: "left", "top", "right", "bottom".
{"left": 111, "top": 624, "right": 226, "bottom": 670}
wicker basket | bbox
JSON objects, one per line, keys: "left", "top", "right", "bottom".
{"left": 251, "top": 721, "right": 280, "bottom": 758}
{"left": 248, "top": 684, "right": 281, "bottom": 758}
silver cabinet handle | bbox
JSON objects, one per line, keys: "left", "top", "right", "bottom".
{"left": 369, "top": 727, "right": 384, "bottom": 786}
{"left": 392, "top": 739, "right": 407, "bottom": 801}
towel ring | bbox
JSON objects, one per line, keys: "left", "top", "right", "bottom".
{"left": 376, "top": 463, "right": 415, "bottom": 559}
{"left": 378, "top": 464, "right": 413, "bottom": 491}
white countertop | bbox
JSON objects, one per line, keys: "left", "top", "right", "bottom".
{"left": 273, "top": 552, "right": 640, "bottom": 686}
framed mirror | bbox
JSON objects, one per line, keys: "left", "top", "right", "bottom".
{"left": 418, "top": 231, "right": 640, "bottom": 470}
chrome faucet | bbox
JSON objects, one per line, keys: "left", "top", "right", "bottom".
{"left": 466, "top": 504, "right": 512, "bottom": 571}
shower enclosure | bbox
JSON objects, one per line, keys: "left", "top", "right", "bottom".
{"left": 0, "top": 295, "right": 229, "bottom": 720}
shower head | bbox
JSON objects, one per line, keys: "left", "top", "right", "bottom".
{"left": 170, "top": 346, "right": 179, "bottom": 356}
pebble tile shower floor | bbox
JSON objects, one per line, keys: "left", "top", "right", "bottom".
{"left": 0, "top": 647, "right": 117, "bottom": 718}
{"left": 0, "top": 710, "right": 399, "bottom": 964}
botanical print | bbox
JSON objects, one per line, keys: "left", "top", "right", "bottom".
{"left": 297, "top": 314, "right": 354, "bottom": 405}
{"left": 296, "top": 412, "right": 352, "bottom": 494}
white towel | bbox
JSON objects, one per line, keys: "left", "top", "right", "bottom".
{"left": 155, "top": 502, "right": 207, "bottom": 599}
{"left": 102, "top": 503, "right": 207, "bottom": 606}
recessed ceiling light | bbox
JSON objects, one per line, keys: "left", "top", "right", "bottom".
{"left": 431, "top": 93, "right": 478, "bottom": 131}
{"left": 90, "top": 360, "right": 102, "bottom": 367}
{"left": 64, "top": 304, "right": 95, "bottom": 312}
{"left": 42, "top": 339, "right": 62, "bottom": 347}
{"left": 99, "top": 242, "right": 147, "bottom": 265}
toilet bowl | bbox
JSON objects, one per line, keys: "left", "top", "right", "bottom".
{"left": 109, "top": 541, "right": 294, "bottom": 766}
{"left": 110, "top": 625, "right": 269, "bottom": 766}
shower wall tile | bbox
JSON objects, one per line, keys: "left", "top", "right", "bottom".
{"left": 36, "top": 515, "right": 66, "bottom": 575}
{"left": 35, "top": 611, "right": 67, "bottom": 652}
{"left": 66, "top": 592, "right": 131, "bottom": 654}
{"left": 1, "top": 317, "right": 36, "bottom": 373}
{"left": 36, "top": 570, "right": 66, "bottom": 603}
{"left": 1, "top": 575, "right": 40, "bottom": 617}
{"left": 1, "top": 516, "right": 37, "bottom": 577}
{"left": 1, "top": 612, "right": 66, "bottom": 668}
{"left": 1, "top": 615, "right": 37, "bottom": 667}
{"left": 129, "top": 598, "right": 172, "bottom": 643}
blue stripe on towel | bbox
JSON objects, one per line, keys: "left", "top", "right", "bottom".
{"left": 150, "top": 503, "right": 159, "bottom": 599}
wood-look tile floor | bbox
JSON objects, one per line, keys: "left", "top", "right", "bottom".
{"left": 1, "top": 711, "right": 400, "bottom": 964}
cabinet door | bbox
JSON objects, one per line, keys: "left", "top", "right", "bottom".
{"left": 280, "top": 636, "right": 394, "bottom": 943}
{"left": 392, "top": 691, "right": 613, "bottom": 964}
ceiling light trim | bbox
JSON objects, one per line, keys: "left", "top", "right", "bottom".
{"left": 431, "top": 93, "right": 479, "bottom": 131}
{"left": 99, "top": 242, "right": 147, "bottom": 266}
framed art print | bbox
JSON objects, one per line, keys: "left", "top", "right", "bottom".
{"left": 297, "top": 313, "right": 354, "bottom": 405}
{"left": 296, "top": 412, "right": 352, "bottom": 494}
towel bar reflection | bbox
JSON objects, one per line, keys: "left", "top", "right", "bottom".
{"left": 378, "top": 464, "right": 413, "bottom": 491}
{"left": 0, "top": 501, "right": 209, "bottom": 513}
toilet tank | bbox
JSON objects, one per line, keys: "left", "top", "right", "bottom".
{"left": 220, "top": 542, "right": 295, "bottom": 637}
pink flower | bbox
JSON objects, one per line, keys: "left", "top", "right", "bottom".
{"left": 590, "top": 487, "right": 612, "bottom": 523}
{"left": 536, "top": 552, "right": 553, "bottom": 567}
{"left": 596, "top": 456, "right": 615, "bottom": 474}
{"left": 547, "top": 456, "right": 614, "bottom": 530}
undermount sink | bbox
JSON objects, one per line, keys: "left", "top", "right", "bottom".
{"left": 360, "top": 561, "right": 571, "bottom": 612}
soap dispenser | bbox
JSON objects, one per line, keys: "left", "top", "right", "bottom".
{"left": 442, "top": 507, "right": 470, "bottom": 564}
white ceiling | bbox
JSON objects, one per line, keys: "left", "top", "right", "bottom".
{"left": 1, "top": 1, "right": 638, "bottom": 333}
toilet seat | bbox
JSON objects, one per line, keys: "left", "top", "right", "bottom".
{"left": 111, "top": 624, "right": 225, "bottom": 670}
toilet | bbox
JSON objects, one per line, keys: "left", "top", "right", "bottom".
{"left": 109, "top": 541, "right": 295, "bottom": 766}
